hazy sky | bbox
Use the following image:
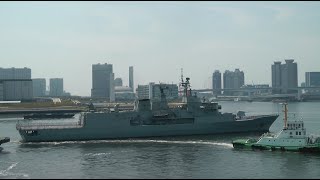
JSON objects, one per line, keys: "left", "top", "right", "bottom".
{"left": 1, "top": 1, "right": 320, "bottom": 96}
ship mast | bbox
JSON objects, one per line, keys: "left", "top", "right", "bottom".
{"left": 179, "top": 68, "right": 184, "bottom": 97}
{"left": 181, "top": 68, "right": 184, "bottom": 84}
{"left": 282, "top": 103, "right": 288, "bottom": 129}
{"left": 159, "top": 83, "right": 169, "bottom": 110}
{"left": 180, "top": 70, "right": 191, "bottom": 103}
{"left": 181, "top": 77, "right": 190, "bottom": 97}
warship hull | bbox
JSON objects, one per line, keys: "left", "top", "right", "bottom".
{"left": 16, "top": 77, "right": 279, "bottom": 143}
{"left": 17, "top": 113, "right": 278, "bottom": 142}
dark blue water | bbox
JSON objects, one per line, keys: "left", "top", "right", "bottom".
{"left": 1, "top": 102, "right": 320, "bottom": 179}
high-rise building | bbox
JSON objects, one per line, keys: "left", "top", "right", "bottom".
{"left": 136, "top": 82, "right": 178, "bottom": 100}
{"left": 212, "top": 70, "right": 221, "bottom": 95}
{"left": 49, "top": 78, "right": 63, "bottom": 97}
{"left": 150, "top": 83, "right": 178, "bottom": 100}
{"left": 136, "top": 84, "right": 150, "bottom": 99}
{"left": 0, "top": 67, "right": 33, "bottom": 101}
{"left": 129, "top": 66, "right": 134, "bottom": 92}
{"left": 1, "top": 79, "right": 33, "bottom": 101}
{"left": 0, "top": 67, "right": 31, "bottom": 79}
{"left": 234, "top": 69, "right": 245, "bottom": 89}
{"left": 114, "top": 86, "right": 135, "bottom": 101}
{"left": 33, "top": 78, "right": 46, "bottom": 97}
{"left": 223, "top": 69, "right": 244, "bottom": 95}
{"left": 0, "top": 83, "right": 3, "bottom": 101}
{"left": 305, "top": 72, "right": 320, "bottom": 93}
{"left": 271, "top": 59, "right": 298, "bottom": 94}
{"left": 282, "top": 59, "right": 298, "bottom": 94}
{"left": 91, "top": 63, "right": 115, "bottom": 102}
{"left": 271, "top": 61, "right": 282, "bottom": 94}
{"left": 114, "top": 78, "right": 123, "bottom": 87}
{"left": 305, "top": 72, "right": 320, "bottom": 87}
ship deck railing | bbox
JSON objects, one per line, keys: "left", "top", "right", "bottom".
{"left": 17, "top": 123, "right": 83, "bottom": 130}
{"left": 16, "top": 113, "right": 85, "bottom": 130}
{"left": 235, "top": 114, "right": 278, "bottom": 121}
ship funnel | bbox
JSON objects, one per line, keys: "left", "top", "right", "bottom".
{"left": 136, "top": 99, "right": 151, "bottom": 112}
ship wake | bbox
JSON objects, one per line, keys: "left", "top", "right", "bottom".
{"left": 21, "top": 139, "right": 233, "bottom": 148}
{"left": 0, "top": 162, "right": 29, "bottom": 179}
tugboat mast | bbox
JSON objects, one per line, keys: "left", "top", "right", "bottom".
{"left": 282, "top": 103, "right": 288, "bottom": 129}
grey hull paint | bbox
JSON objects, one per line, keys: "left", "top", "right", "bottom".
{"left": 18, "top": 114, "right": 278, "bottom": 142}
{"left": 17, "top": 78, "right": 279, "bottom": 142}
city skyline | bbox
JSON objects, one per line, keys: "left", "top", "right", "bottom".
{"left": 1, "top": 1, "right": 320, "bottom": 96}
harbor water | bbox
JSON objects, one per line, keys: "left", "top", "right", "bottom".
{"left": 1, "top": 101, "right": 320, "bottom": 179}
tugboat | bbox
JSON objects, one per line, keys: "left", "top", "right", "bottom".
{"left": 232, "top": 103, "right": 320, "bottom": 152}
{"left": 0, "top": 137, "right": 10, "bottom": 152}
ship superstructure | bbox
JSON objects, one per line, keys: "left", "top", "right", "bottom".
{"left": 16, "top": 77, "right": 279, "bottom": 142}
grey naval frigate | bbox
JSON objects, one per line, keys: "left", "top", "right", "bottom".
{"left": 16, "top": 77, "right": 279, "bottom": 142}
